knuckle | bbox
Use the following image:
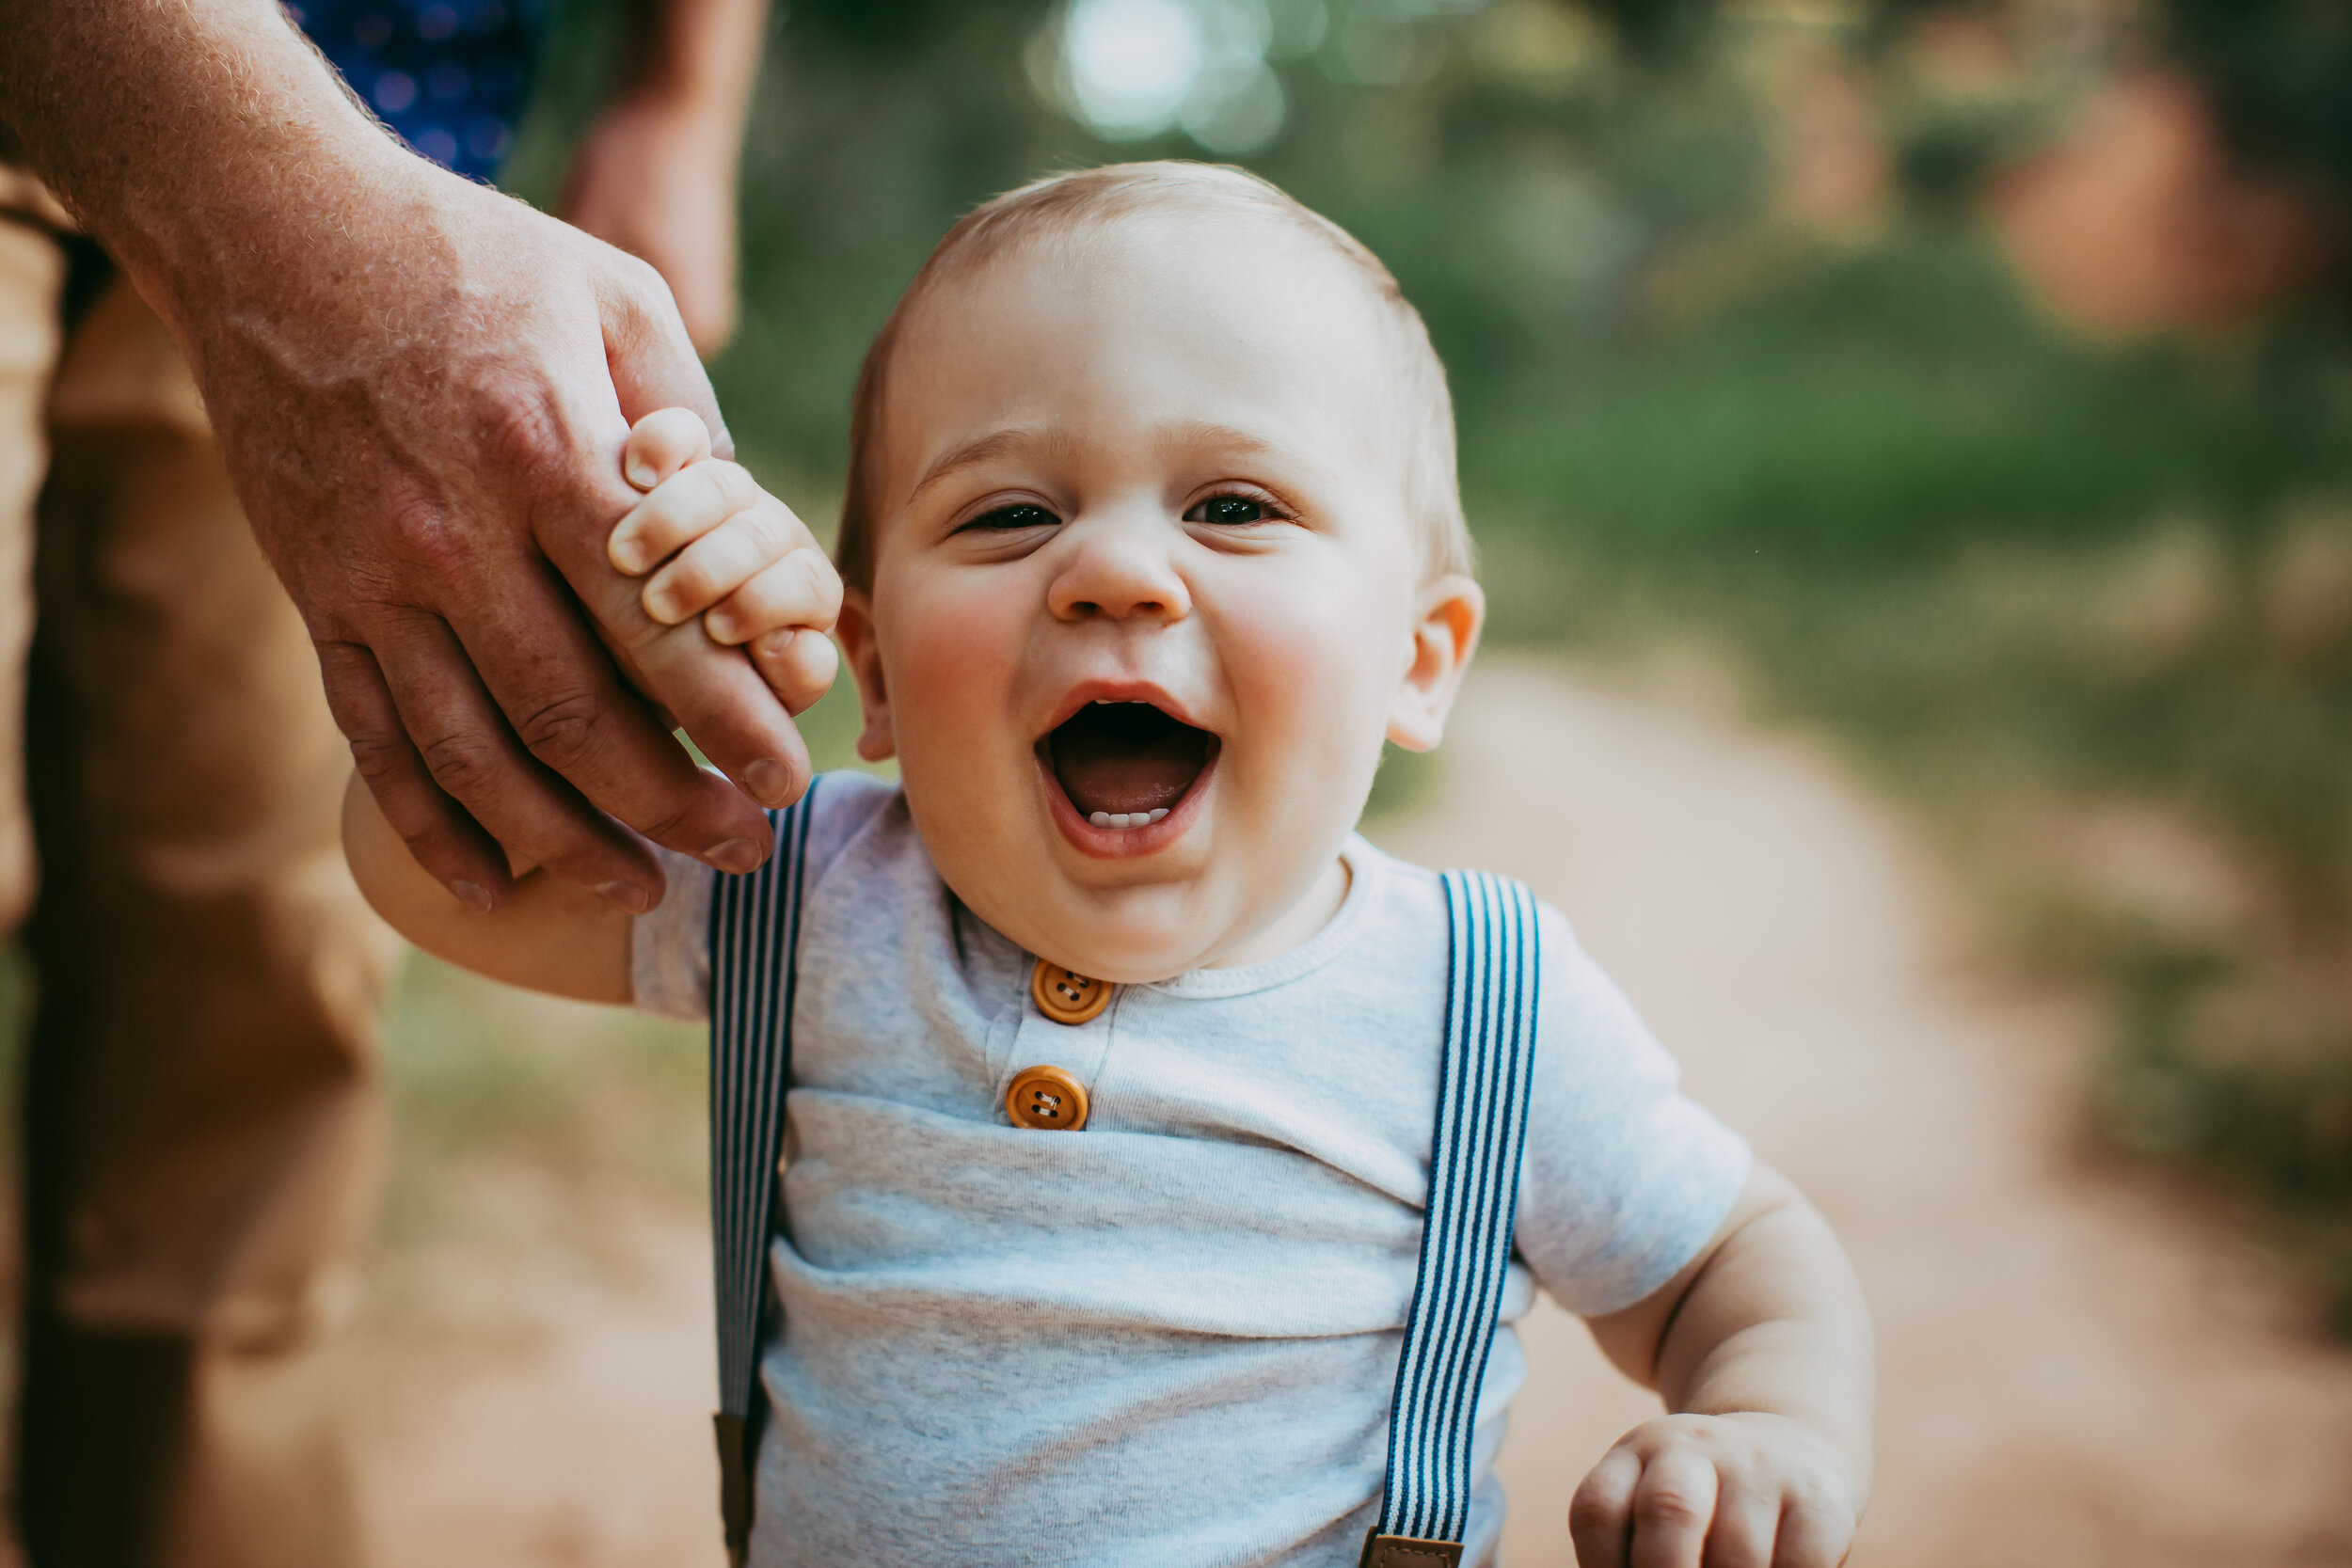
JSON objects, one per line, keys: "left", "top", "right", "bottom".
{"left": 418, "top": 729, "right": 510, "bottom": 801}
{"left": 797, "top": 547, "right": 845, "bottom": 615}
{"left": 634, "top": 799, "right": 697, "bottom": 847}
{"left": 1636, "top": 1487, "right": 1708, "bottom": 1533}
{"left": 345, "top": 725, "right": 414, "bottom": 784}
{"left": 616, "top": 249, "right": 668, "bottom": 305}
{"left": 599, "top": 252, "right": 671, "bottom": 327}
{"left": 469, "top": 380, "right": 578, "bottom": 501}
{"left": 739, "top": 506, "right": 790, "bottom": 563}
{"left": 684, "top": 464, "right": 731, "bottom": 514}
{"left": 515, "top": 688, "right": 612, "bottom": 775}
{"left": 378, "top": 487, "right": 469, "bottom": 580}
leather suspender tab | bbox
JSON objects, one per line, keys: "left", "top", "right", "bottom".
{"left": 1359, "top": 1530, "right": 1465, "bottom": 1568}
{"left": 713, "top": 1413, "right": 753, "bottom": 1564}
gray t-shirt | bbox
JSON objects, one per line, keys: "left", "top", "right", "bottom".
{"left": 634, "top": 772, "right": 1748, "bottom": 1568}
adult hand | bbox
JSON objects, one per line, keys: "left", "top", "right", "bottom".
{"left": 204, "top": 156, "right": 804, "bottom": 911}
{"left": 5, "top": 0, "right": 796, "bottom": 912}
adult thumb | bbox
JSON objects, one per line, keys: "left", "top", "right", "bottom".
{"left": 596, "top": 252, "right": 737, "bottom": 461}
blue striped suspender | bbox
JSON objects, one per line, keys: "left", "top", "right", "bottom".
{"left": 1362, "top": 870, "right": 1544, "bottom": 1568}
{"left": 701, "top": 827, "right": 1538, "bottom": 1568}
{"left": 706, "top": 784, "right": 821, "bottom": 1566}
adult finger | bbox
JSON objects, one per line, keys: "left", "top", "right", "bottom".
{"left": 610, "top": 459, "right": 767, "bottom": 579}
{"left": 366, "top": 602, "right": 679, "bottom": 904}
{"left": 1701, "top": 1473, "right": 1780, "bottom": 1568}
{"left": 543, "top": 269, "right": 810, "bottom": 808}
{"left": 431, "top": 556, "right": 779, "bottom": 869}
{"left": 1569, "top": 1446, "right": 1642, "bottom": 1568}
{"left": 638, "top": 623, "right": 817, "bottom": 806}
{"left": 751, "top": 628, "right": 840, "bottom": 718}
{"left": 706, "top": 549, "right": 843, "bottom": 644}
{"left": 597, "top": 250, "right": 733, "bottom": 458}
{"left": 548, "top": 537, "right": 811, "bottom": 812}
{"left": 1629, "top": 1448, "right": 1719, "bottom": 1568}
{"left": 317, "top": 638, "right": 513, "bottom": 910}
{"left": 621, "top": 405, "right": 713, "bottom": 495}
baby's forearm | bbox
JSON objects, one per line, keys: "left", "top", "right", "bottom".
{"left": 342, "top": 774, "right": 639, "bottom": 1004}
{"left": 1654, "top": 1182, "right": 1875, "bottom": 1498}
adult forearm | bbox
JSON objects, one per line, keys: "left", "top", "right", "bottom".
{"left": 0, "top": 0, "right": 411, "bottom": 338}
{"left": 559, "top": 0, "right": 771, "bottom": 352}
{"left": 614, "top": 0, "right": 771, "bottom": 129}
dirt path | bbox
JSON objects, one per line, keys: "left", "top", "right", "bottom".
{"left": 352, "top": 658, "right": 2352, "bottom": 1565}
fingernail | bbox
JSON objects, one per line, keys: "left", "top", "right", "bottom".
{"left": 707, "top": 837, "right": 766, "bottom": 875}
{"left": 645, "top": 590, "right": 680, "bottom": 624}
{"left": 627, "top": 459, "right": 659, "bottom": 490}
{"left": 612, "top": 539, "right": 646, "bottom": 574}
{"left": 451, "top": 879, "right": 494, "bottom": 913}
{"left": 598, "top": 880, "right": 654, "bottom": 913}
{"left": 744, "top": 758, "right": 794, "bottom": 806}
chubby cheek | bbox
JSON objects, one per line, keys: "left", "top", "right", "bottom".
{"left": 875, "top": 570, "right": 1032, "bottom": 817}
{"left": 1213, "top": 556, "right": 1399, "bottom": 832}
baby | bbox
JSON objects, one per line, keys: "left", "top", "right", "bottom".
{"left": 345, "top": 163, "right": 1872, "bottom": 1568}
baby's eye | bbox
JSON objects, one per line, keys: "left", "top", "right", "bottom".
{"left": 1185, "top": 494, "right": 1275, "bottom": 527}
{"left": 963, "top": 502, "right": 1060, "bottom": 531}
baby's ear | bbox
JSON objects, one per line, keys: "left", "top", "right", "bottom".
{"left": 834, "top": 592, "right": 898, "bottom": 763}
{"left": 1387, "top": 574, "right": 1485, "bottom": 752}
{"left": 622, "top": 406, "right": 715, "bottom": 492}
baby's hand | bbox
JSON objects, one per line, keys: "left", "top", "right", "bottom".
{"left": 1567, "top": 1412, "right": 1858, "bottom": 1568}
{"left": 610, "top": 408, "right": 841, "bottom": 716}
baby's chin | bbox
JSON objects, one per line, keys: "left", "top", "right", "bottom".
{"left": 961, "top": 874, "right": 1238, "bottom": 986}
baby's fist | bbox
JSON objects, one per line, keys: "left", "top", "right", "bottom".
{"left": 612, "top": 409, "right": 841, "bottom": 717}
{"left": 1567, "top": 1413, "right": 1857, "bottom": 1568}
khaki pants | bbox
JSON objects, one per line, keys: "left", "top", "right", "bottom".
{"left": 0, "top": 178, "right": 400, "bottom": 1567}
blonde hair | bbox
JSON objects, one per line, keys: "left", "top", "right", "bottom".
{"left": 834, "top": 162, "right": 1472, "bottom": 591}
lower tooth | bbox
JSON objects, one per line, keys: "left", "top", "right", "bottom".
{"left": 1088, "top": 810, "right": 1168, "bottom": 830}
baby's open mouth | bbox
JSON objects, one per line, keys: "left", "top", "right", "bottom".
{"left": 1041, "top": 702, "right": 1216, "bottom": 831}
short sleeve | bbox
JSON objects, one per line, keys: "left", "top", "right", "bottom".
{"left": 1514, "top": 906, "right": 1751, "bottom": 1317}
{"left": 630, "top": 846, "right": 715, "bottom": 1022}
{"left": 627, "top": 771, "right": 901, "bottom": 1024}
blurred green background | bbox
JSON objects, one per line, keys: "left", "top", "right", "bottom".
{"left": 390, "top": 0, "right": 2352, "bottom": 1328}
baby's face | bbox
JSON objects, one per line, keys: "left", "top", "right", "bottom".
{"left": 838, "top": 218, "right": 1480, "bottom": 981}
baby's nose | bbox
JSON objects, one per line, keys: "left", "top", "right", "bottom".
{"left": 1048, "top": 521, "right": 1192, "bottom": 623}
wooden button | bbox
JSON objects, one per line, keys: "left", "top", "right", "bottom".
{"left": 1006, "top": 1064, "right": 1089, "bottom": 1131}
{"left": 1030, "top": 958, "right": 1111, "bottom": 1025}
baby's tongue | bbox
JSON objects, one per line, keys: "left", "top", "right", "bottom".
{"left": 1051, "top": 724, "right": 1202, "bottom": 817}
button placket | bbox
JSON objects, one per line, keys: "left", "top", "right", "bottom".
{"left": 1003, "top": 958, "right": 1118, "bottom": 1131}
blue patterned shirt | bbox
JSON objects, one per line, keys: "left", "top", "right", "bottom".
{"left": 286, "top": 0, "right": 552, "bottom": 182}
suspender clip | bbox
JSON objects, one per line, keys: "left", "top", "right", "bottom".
{"left": 1359, "top": 1530, "right": 1464, "bottom": 1568}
